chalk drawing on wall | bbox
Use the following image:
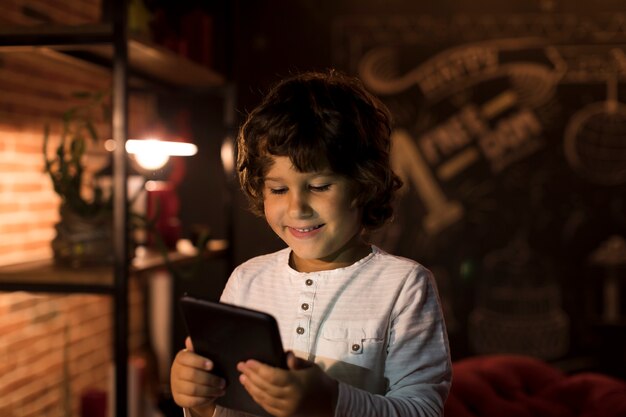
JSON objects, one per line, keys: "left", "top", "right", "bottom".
{"left": 359, "top": 38, "right": 560, "bottom": 239}
{"left": 563, "top": 50, "right": 626, "bottom": 186}
{"left": 334, "top": 14, "right": 626, "bottom": 356}
{"left": 390, "top": 128, "right": 464, "bottom": 235}
{"left": 334, "top": 14, "right": 626, "bottom": 252}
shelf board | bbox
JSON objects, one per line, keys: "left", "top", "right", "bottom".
{"left": 0, "top": 25, "right": 225, "bottom": 88}
{"left": 134, "top": 239, "right": 230, "bottom": 273}
{"left": 0, "top": 23, "right": 114, "bottom": 47}
{"left": 55, "top": 37, "right": 225, "bottom": 88}
{"left": 0, "top": 240, "right": 229, "bottom": 295}
{"left": 0, "top": 260, "right": 115, "bottom": 294}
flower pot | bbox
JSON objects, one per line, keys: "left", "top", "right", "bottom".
{"left": 51, "top": 206, "right": 115, "bottom": 268}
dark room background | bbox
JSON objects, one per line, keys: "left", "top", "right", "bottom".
{"left": 155, "top": 0, "right": 626, "bottom": 374}
{"left": 4, "top": 1, "right": 626, "bottom": 416}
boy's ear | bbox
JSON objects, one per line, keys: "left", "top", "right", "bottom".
{"left": 347, "top": 188, "right": 358, "bottom": 208}
{"left": 350, "top": 197, "right": 360, "bottom": 209}
{"left": 349, "top": 182, "right": 362, "bottom": 209}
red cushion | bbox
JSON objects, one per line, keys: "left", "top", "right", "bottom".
{"left": 444, "top": 355, "right": 626, "bottom": 417}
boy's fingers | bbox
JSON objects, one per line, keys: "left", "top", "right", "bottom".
{"left": 176, "top": 349, "right": 214, "bottom": 371}
{"left": 177, "top": 379, "right": 226, "bottom": 398}
{"left": 185, "top": 336, "right": 194, "bottom": 351}
{"left": 174, "top": 392, "right": 222, "bottom": 410}
{"left": 177, "top": 364, "right": 226, "bottom": 389}
{"left": 240, "top": 373, "right": 287, "bottom": 410}
{"left": 238, "top": 361, "right": 290, "bottom": 396}
{"left": 240, "top": 373, "right": 299, "bottom": 417}
{"left": 286, "top": 351, "right": 312, "bottom": 370}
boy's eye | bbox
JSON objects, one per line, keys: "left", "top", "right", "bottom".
{"left": 269, "top": 187, "right": 287, "bottom": 195}
{"left": 309, "top": 184, "right": 331, "bottom": 192}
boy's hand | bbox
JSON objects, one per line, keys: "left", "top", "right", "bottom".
{"left": 237, "top": 351, "right": 338, "bottom": 417}
{"left": 170, "top": 337, "right": 226, "bottom": 416}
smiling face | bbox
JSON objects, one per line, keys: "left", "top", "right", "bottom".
{"left": 263, "top": 156, "right": 369, "bottom": 272}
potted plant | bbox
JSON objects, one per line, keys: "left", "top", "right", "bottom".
{"left": 44, "top": 91, "right": 217, "bottom": 275}
{"left": 43, "top": 91, "right": 119, "bottom": 267}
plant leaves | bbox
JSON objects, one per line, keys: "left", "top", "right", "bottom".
{"left": 85, "top": 120, "right": 98, "bottom": 142}
{"left": 62, "top": 108, "right": 76, "bottom": 124}
{"left": 44, "top": 88, "right": 117, "bottom": 220}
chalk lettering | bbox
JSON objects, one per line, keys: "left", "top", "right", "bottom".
{"left": 419, "top": 105, "right": 488, "bottom": 165}
{"left": 418, "top": 47, "right": 499, "bottom": 95}
{"left": 478, "top": 109, "right": 543, "bottom": 171}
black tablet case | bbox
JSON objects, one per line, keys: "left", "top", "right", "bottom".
{"left": 179, "top": 296, "right": 287, "bottom": 417}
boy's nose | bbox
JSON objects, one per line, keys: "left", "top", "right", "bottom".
{"left": 288, "top": 192, "right": 313, "bottom": 218}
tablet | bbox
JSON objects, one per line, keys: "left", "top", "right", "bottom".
{"left": 179, "top": 295, "right": 287, "bottom": 417}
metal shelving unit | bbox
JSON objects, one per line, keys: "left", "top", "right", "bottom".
{"left": 0, "top": 2, "right": 231, "bottom": 416}
{"left": 0, "top": 243, "right": 230, "bottom": 294}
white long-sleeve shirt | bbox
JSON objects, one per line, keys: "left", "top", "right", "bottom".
{"left": 214, "top": 245, "right": 451, "bottom": 417}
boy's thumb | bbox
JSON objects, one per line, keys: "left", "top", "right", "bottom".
{"left": 185, "top": 336, "right": 194, "bottom": 352}
{"left": 286, "top": 351, "right": 312, "bottom": 370}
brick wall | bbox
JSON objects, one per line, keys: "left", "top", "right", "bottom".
{"left": 0, "top": 282, "right": 146, "bottom": 417}
{"left": 1, "top": 2, "right": 158, "bottom": 416}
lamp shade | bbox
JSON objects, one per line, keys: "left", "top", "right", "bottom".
{"left": 126, "top": 139, "right": 197, "bottom": 170}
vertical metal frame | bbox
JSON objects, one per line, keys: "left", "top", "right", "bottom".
{"left": 111, "top": 0, "right": 129, "bottom": 416}
{"left": 222, "top": 82, "right": 237, "bottom": 276}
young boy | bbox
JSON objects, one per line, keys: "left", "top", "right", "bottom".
{"left": 170, "top": 70, "right": 451, "bottom": 417}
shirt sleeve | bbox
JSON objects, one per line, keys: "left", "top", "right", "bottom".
{"left": 219, "top": 266, "right": 240, "bottom": 304}
{"left": 334, "top": 267, "right": 452, "bottom": 417}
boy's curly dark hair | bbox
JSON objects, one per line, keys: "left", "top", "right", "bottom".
{"left": 236, "top": 70, "right": 402, "bottom": 230}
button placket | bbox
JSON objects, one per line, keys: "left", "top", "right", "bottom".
{"left": 292, "top": 274, "right": 318, "bottom": 353}
{"left": 292, "top": 318, "right": 309, "bottom": 353}
{"left": 298, "top": 277, "right": 315, "bottom": 320}
{"left": 298, "top": 278, "right": 315, "bottom": 318}
{"left": 296, "top": 295, "right": 313, "bottom": 338}
{"left": 297, "top": 294, "right": 314, "bottom": 319}
{"left": 292, "top": 317, "right": 309, "bottom": 356}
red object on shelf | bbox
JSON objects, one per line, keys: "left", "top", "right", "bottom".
{"left": 180, "top": 9, "right": 213, "bottom": 68}
{"left": 81, "top": 389, "right": 107, "bottom": 417}
{"left": 146, "top": 182, "right": 181, "bottom": 249}
{"left": 150, "top": 7, "right": 213, "bottom": 69}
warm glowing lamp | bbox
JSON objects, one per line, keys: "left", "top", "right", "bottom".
{"left": 104, "top": 137, "right": 198, "bottom": 249}
{"left": 125, "top": 139, "right": 198, "bottom": 170}
{"left": 105, "top": 138, "right": 198, "bottom": 170}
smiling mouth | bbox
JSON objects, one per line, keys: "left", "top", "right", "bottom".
{"left": 292, "top": 224, "right": 324, "bottom": 233}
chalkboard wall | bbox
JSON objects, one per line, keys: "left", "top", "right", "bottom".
{"left": 333, "top": 11, "right": 626, "bottom": 364}
{"left": 173, "top": 0, "right": 626, "bottom": 371}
